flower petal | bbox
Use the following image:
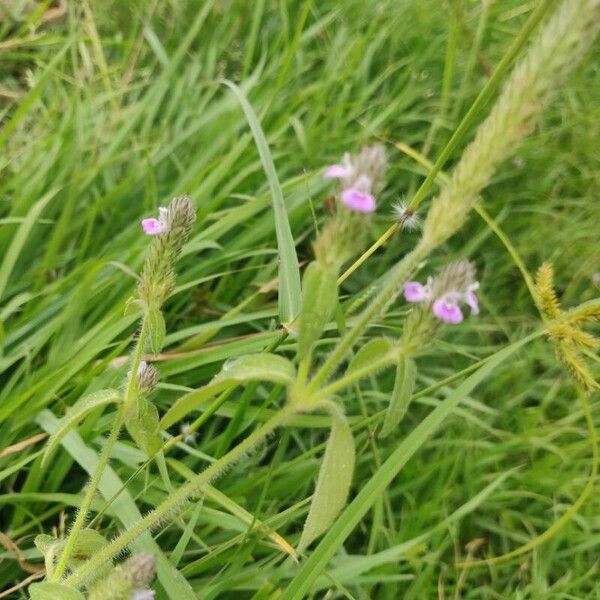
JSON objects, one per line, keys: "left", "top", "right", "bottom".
{"left": 432, "top": 298, "right": 463, "bottom": 324}
{"left": 465, "top": 290, "right": 479, "bottom": 315}
{"left": 403, "top": 281, "right": 428, "bottom": 303}
{"left": 324, "top": 164, "right": 351, "bottom": 178}
{"left": 141, "top": 218, "right": 166, "bottom": 235}
{"left": 341, "top": 188, "right": 376, "bottom": 213}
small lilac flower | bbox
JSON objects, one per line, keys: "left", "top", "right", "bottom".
{"left": 341, "top": 188, "right": 376, "bottom": 213}
{"left": 324, "top": 145, "right": 387, "bottom": 214}
{"left": 404, "top": 281, "right": 431, "bottom": 303}
{"left": 403, "top": 260, "right": 480, "bottom": 325}
{"left": 433, "top": 297, "right": 464, "bottom": 324}
{"left": 324, "top": 153, "right": 354, "bottom": 179}
{"left": 141, "top": 207, "right": 168, "bottom": 235}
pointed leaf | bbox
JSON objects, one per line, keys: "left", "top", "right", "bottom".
{"left": 298, "top": 261, "right": 338, "bottom": 358}
{"left": 42, "top": 389, "right": 120, "bottom": 466}
{"left": 29, "top": 582, "right": 85, "bottom": 600}
{"left": 162, "top": 353, "right": 296, "bottom": 429}
{"left": 222, "top": 79, "right": 301, "bottom": 324}
{"left": 126, "top": 399, "right": 163, "bottom": 458}
{"left": 147, "top": 307, "right": 166, "bottom": 354}
{"left": 380, "top": 356, "right": 417, "bottom": 437}
{"left": 298, "top": 405, "right": 355, "bottom": 551}
{"left": 347, "top": 337, "right": 394, "bottom": 375}
{"left": 124, "top": 296, "right": 144, "bottom": 316}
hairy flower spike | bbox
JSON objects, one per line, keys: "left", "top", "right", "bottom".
{"left": 88, "top": 553, "right": 156, "bottom": 600}
{"left": 403, "top": 260, "right": 479, "bottom": 325}
{"left": 534, "top": 262, "right": 599, "bottom": 394}
{"left": 136, "top": 361, "right": 159, "bottom": 395}
{"left": 421, "top": 1, "right": 600, "bottom": 250}
{"left": 324, "top": 144, "right": 387, "bottom": 213}
{"left": 138, "top": 196, "right": 196, "bottom": 309}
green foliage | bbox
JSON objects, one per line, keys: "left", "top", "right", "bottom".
{"left": 42, "top": 389, "right": 120, "bottom": 466}
{"left": 28, "top": 582, "right": 85, "bottom": 600}
{"left": 1, "top": 1, "right": 599, "bottom": 598}
{"left": 147, "top": 308, "right": 166, "bottom": 355}
{"left": 298, "top": 404, "right": 355, "bottom": 552}
{"left": 126, "top": 399, "right": 163, "bottom": 458}
{"left": 380, "top": 355, "right": 417, "bottom": 437}
{"left": 161, "top": 353, "right": 296, "bottom": 428}
{"left": 298, "top": 261, "right": 338, "bottom": 359}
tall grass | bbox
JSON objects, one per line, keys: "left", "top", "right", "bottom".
{"left": 0, "top": 1, "right": 599, "bottom": 598}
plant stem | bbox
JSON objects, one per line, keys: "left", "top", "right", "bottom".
{"left": 308, "top": 243, "right": 429, "bottom": 393}
{"left": 315, "top": 352, "right": 399, "bottom": 400}
{"left": 64, "top": 404, "right": 295, "bottom": 588}
{"left": 52, "top": 318, "right": 149, "bottom": 581}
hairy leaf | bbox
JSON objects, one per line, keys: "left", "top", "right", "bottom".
{"left": 42, "top": 389, "right": 120, "bottom": 466}
{"left": 298, "top": 261, "right": 338, "bottom": 359}
{"left": 29, "top": 582, "right": 85, "bottom": 600}
{"left": 162, "top": 353, "right": 296, "bottom": 429}
{"left": 147, "top": 307, "right": 166, "bottom": 355}
{"left": 298, "top": 405, "right": 355, "bottom": 551}
{"left": 380, "top": 356, "right": 417, "bottom": 437}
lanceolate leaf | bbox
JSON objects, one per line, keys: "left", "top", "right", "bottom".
{"left": 380, "top": 355, "right": 417, "bottom": 437}
{"left": 126, "top": 399, "right": 163, "bottom": 458}
{"left": 298, "top": 404, "right": 355, "bottom": 552}
{"left": 222, "top": 79, "right": 301, "bottom": 325}
{"left": 346, "top": 337, "right": 395, "bottom": 376}
{"left": 161, "top": 353, "right": 296, "bottom": 429}
{"left": 147, "top": 307, "right": 166, "bottom": 354}
{"left": 298, "top": 261, "right": 338, "bottom": 359}
{"left": 42, "top": 389, "right": 120, "bottom": 466}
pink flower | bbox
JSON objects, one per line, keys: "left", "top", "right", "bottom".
{"left": 403, "top": 281, "right": 431, "bottom": 303}
{"left": 141, "top": 207, "right": 168, "bottom": 235}
{"left": 341, "top": 188, "right": 376, "bottom": 213}
{"left": 402, "top": 261, "right": 480, "bottom": 326}
{"left": 433, "top": 297, "right": 464, "bottom": 324}
{"left": 324, "top": 153, "right": 354, "bottom": 179}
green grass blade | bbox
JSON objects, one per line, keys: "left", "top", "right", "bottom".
{"left": 221, "top": 79, "right": 302, "bottom": 324}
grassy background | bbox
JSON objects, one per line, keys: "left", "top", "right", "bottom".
{"left": 0, "top": 0, "right": 599, "bottom": 598}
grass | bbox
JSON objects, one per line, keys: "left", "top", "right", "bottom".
{"left": 1, "top": 0, "right": 599, "bottom": 598}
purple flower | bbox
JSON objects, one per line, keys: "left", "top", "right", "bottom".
{"left": 403, "top": 281, "right": 431, "bottom": 303}
{"left": 433, "top": 297, "right": 464, "bottom": 324}
{"left": 141, "top": 207, "right": 168, "bottom": 235}
{"left": 341, "top": 188, "right": 376, "bottom": 213}
{"left": 324, "top": 145, "right": 387, "bottom": 214}
{"left": 403, "top": 261, "right": 480, "bottom": 325}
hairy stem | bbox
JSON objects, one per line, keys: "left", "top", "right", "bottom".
{"left": 64, "top": 404, "right": 295, "bottom": 588}
{"left": 52, "top": 318, "right": 149, "bottom": 581}
{"left": 308, "top": 242, "right": 429, "bottom": 392}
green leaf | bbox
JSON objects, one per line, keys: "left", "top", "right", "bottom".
{"left": 281, "top": 332, "right": 538, "bottom": 600}
{"left": 124, "top": 296, "right": 144, "bottom": 316}
{"left": 126, "top": 399, "right": 163, "bottom": 458}
{"left": 147, "top": 307, "right": 166, "bottom": 354}
{"left": 298, "top": 404, "right": 355, "bottom": 552}
{"left": 162, "top": 353, "right": 296, "bottom": 429}
{"left": 346, "top": 337, "right": 395, "bottom": 375}
{"left": 42, "top": 389, "right": 120, "bottom": 466}
{"left": 380, "top": 356, "right": 417, "bottom": 437}
{"left": 29, "top": 582, "right": 85, "bottom": 600}
{"left": 298, "top": 261, "right": 338, "bottom": 359}
{"left": 222, "top": 79, "right": 301, "bottom": 325}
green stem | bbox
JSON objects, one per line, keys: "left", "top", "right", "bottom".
{"left": 64, "top": 404, "right": 295, "bottom": 588}
{"left": 308, "top": 243, "right": 429, "bottom": 392}
{"left": 52, "top": 318, "right": 149, "bottom": 581}
{"left": 315, "top": 352, "right": 398, "bottom": 400}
